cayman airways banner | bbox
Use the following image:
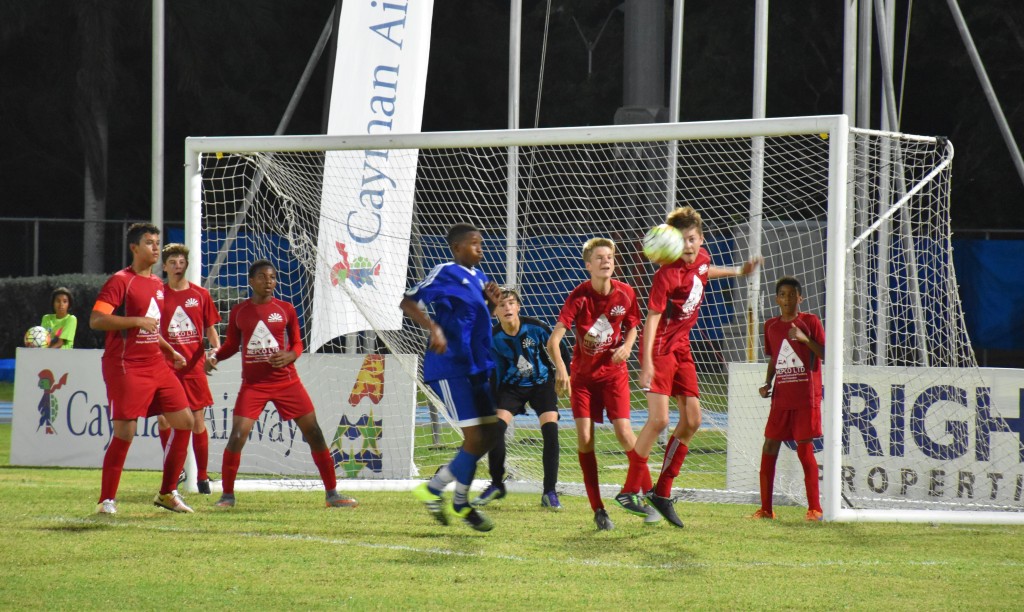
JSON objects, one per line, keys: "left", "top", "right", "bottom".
{"left": 309, "top": 0, "right": 435, "bottom": 352}
{"left": 728, "top": 363, "right": 1024, "bottom": 509}
{"left": 11, "top": 348, "right": 417, "bottom": 479}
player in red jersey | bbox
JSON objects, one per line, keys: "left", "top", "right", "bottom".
{"left": 752, "top": 275, "right": 825, "bottom": 521}
{"left": 155, "top": 244, "right": 221, "bottom": 495}
{"left": 636, "top": 206, "right": 761, "bottom": 528}
{"left": 547, "top": 237, "right": 651, "bottom": 530}
{"left": 205, "top": 259, "right": 357, "bottom": 509}
{"left": 92, "top": 223, "right": 195, "bottom": 514}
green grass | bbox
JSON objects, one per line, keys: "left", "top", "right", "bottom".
{"left": 2, "top": 423, "right": 1024, "bottom": 610}
{"left": 0, "top": 381, "right": 12, "bottom": 402}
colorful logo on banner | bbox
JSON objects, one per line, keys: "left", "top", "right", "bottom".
{"left": 36, "top": 369, "right": 68, "bottom": 435}
{"left": 331, "top": 355, "right": 385, "bottom": 476}
{"left": 330, "top": 242, "right": 381, "bottom": 289}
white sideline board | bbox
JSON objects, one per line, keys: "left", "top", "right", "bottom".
{"left": 728, "top": 363, "right": 1024, "bottom": 508}
{"left": 11, "top": 347, "right": 417, "bottom": 478}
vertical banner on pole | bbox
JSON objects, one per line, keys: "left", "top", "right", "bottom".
{"left": 310, "top": 1, "right": 436, "bottom": 352}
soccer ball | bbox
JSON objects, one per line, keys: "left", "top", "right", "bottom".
{"left": 642, "top": 224, "right": 684, "bottom": 264}
{"left": 24, "top": 326, "right": 50, "bottom": 348}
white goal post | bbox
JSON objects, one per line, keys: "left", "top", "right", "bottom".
{"left": 184, "top": 115, "right": 1024, "bottom": 524}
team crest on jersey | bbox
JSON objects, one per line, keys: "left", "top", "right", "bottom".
{"left": 610, "top": 305, "right": 626, "bottom": 317}
{"left": 167, "top": 306, "right": 198, "bottom": 341}
{"left": 774, "top": 339, "right": 807, "bottom": 384}
{"left": 184, "top": 297, "right": 199, "bottom": 308}
{"left": 246, "top": 320, "right": 280, "bottom": 357}
{"left": 156, "top": 290, "right": 164, "bottom": 300}
{"left": 138, "top": 298, "right": 162, "bottom": 337}
{"left": 267, "top": 312, "right": 284, "bottom": 323}
{"left": 522, "top": 336, "right": 536, "bottom": 349}
{"left": 582, "top": 314, "right": 614, "bottom": 354}
{"left": 698, "top": 263, "right": 709, "bottom": 275}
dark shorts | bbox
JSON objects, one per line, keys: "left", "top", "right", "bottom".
{"left": 495, "top": 380, "right": 559, "bottom": 418}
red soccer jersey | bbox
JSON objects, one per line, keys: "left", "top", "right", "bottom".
{"left": 162, "top": 282, "right": 221, "bottom": 378}
{"left": 94, "top": 267, "right": 166, "bottom": 372}
{"left": 764, "top": 312, "right": 825, "bottom": 411}
{"left": 216, "top": 298, "right": 304, "bottom": 388}
{"left": 557, "top": 279, "right": 641, "bottom": 382}
{"left": 646, "top": 248, "right": 711, "bottom": 355}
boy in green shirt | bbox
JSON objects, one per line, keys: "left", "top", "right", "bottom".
{"left": 41, "top": 287, "right": 77, "bottom": 349}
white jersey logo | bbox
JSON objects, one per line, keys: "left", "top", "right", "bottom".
{"left": 184, "top": 297, "right": 199, "bottom": 308}
{"left": 680, "top": 277, "right": 704, "bottom": 317}
{"left": 522, "top": 336, "right": 536, "bottom": 349}
{"left": 582, "top": 314, "right": 614, "bottom": 354}
{"left": 698, "top": 263, "right": 709, "bottom": 275}
{"left": 139, "top": 298, "right": 162, "bottom": 336}
{"left": 610, "top": 305, "right": 626, "bottom": 317}
{"left": 775, "top": 339, "right": 804, "bottom": 370}
{"left": 247, "top": 320, "right": 281, "bottom": 355}
{"left": 167, "top": 306, "right": 198, "bottom": 340}
{"left": 516, "top": 354, "right": 534, "bottom": 376}
{"left": 267, "top": 312, "right": 284, "bottom": 323}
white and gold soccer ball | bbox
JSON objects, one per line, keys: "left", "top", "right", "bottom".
{"left": 24, "top": 326, "right": 51, "bottom": 348}
{"left": 642, "top": 224, "right": 684, "bottom": 265}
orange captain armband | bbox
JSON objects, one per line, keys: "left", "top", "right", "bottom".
{"left": 93, "top": 301, "right": 115, "bottom": 315}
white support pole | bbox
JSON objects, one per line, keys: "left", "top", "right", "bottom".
{"left": 946, "top": 0, "right": 1024, "bottom": 190}
{"left": 666, "top": 0, "right": 684, "bottom": 213}
{"left": 151, "top": 0, "right": 165, "bottom": 234}
{"left": 506, "top": 0, "right": 522, "bottom": 288}
{"left": 746, "top": 0, "right": 768, "bottom": 361}
{"left": 822, "top": 115, "right": 849, "bottom": 522}
{"left": 843, "top": 1, "right": 864, "bottom": 365}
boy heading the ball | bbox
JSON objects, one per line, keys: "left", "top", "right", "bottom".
{"left": 636, "top": 206, "right": 761, "bottom": 527}
{"left": 752, "top": 276, "right": 825, "bottom": 521}
{"left": 547, "top": 237, "right": 654, "bottom": 530}
{"left": 92, "top": 222, "right": 195, "bottom": 514}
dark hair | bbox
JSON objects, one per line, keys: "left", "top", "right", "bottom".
{"left": 249, "top": 259, "right": 275, "bottom": 278}
{"left": 775, "top": 275, "right": 802, "bottom": 295}
{"left": 446, "top": 223, "right": 479, "bottom": 246}
{"left": 51, "top": 286, "right": 74, "bottom": 309}
{"left": 126, "top": 222, "right": 160, "bottom": 247}
{"left": 162, "top": 243, "right": 190, "bottom": 265}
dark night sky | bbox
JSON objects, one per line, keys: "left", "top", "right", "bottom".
{"left": 2, "top": 0, "right": 1023, "bottom": 277}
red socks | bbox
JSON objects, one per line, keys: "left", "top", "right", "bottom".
{"left": 797, "top": 442, "right": 821, "bottom": 512}
{"left": 623, "top": 448, "right": 650, "bottom": 494}
{"left": 99, "top": 436, "right": 131, "bottom": 502}
{"left": 158, "top": 427, "right": 170, "bottom": 451}
{"left": 759, "top": 452, "right": 778, "bottom": 513}
{"left": 578, "top": 451, "right": 603, "bottom": 511}
{"left": 221, "top": 449, "right": 242, "bottom": 495}
{"left": 193, "top": 429, "right": 209, "bottom": 481}
{"left": 312, "top": 449, "right": 337, "bottom": 491}
{"left": 655, "top": 438, "right": 688, "bottom": 497}
{"left": 159, "top": 429, "right": 191, "bottom": 495}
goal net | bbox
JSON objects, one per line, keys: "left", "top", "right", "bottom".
{"left": 185, "top": 116, "right": 1024, "bottom": 522}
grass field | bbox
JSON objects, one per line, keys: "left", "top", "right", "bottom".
{"left": 3, "top": 423, "right": 1024, "bottom": 609}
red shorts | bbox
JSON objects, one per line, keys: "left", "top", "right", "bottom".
{"left": 234, "top": 380, "right": 315, "bottom": 421}
{"left": 178, "top": 375, "right": 214, "bottom": 411}
{"left": 646, "top": 348, "right": 699, "bottom": 398}
{"left": 764, "top": 406, "right": 822, "bottom": 442}
{"left": 570, "top": 369, "right": 631, "bottom": 423}
{"left": 103, "top": 363, "right": 189, "bottom": 421}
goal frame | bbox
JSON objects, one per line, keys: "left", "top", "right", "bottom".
{"left": 185, "top": 115, "right": 1020, "bottom": 524}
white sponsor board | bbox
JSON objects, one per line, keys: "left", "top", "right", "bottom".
{"left": 309, "top": 0, "right": 435, "bottom": 350}
{"left": 728, "top": 363, "right": 1024, "bottom": 508}
{"left": 12, "top": 348, "right": 417, "bottom": 478}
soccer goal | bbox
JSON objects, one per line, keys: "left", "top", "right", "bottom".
{"left": 184, "top": 115, "right": 1024, "bottom": 523}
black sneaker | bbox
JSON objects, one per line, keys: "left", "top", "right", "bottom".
{"left": 594, "top": 508, "right": 615, "bottom": 531}
{"left": 197, "top": 479, "right": 211, "bottom": 495}
{"left": 614, "top": 491, "right": 648, "bottom": 517}
{"left": 471, "top": 482, "right": 506, "bottom": 508}
{"left": 645, "top": 491, "right": 684, "bottom": 528}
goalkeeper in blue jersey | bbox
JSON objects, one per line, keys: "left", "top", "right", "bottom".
{"left": 401, "top": 223, "right": 503, "bottom": 532}
{"left": 472, "top": 287, "right": 570, "bottom": 511}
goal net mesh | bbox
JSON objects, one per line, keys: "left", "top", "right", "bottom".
{"left": 192, "top": 122, "right": 1020, "bottom": 514}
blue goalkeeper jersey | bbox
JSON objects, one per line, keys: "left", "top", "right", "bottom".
{"left": 405, "top": 262, "right": 495, "bottom": 382}
{"left": 491, "top": 316, "right": 571, "bottom": 388}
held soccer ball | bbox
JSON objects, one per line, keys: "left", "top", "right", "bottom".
{"left": 24, "top": 326, "right": 51, "bottom": 348}
{"left": 642, "top": 224, "right": 684, "bottom": 265}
